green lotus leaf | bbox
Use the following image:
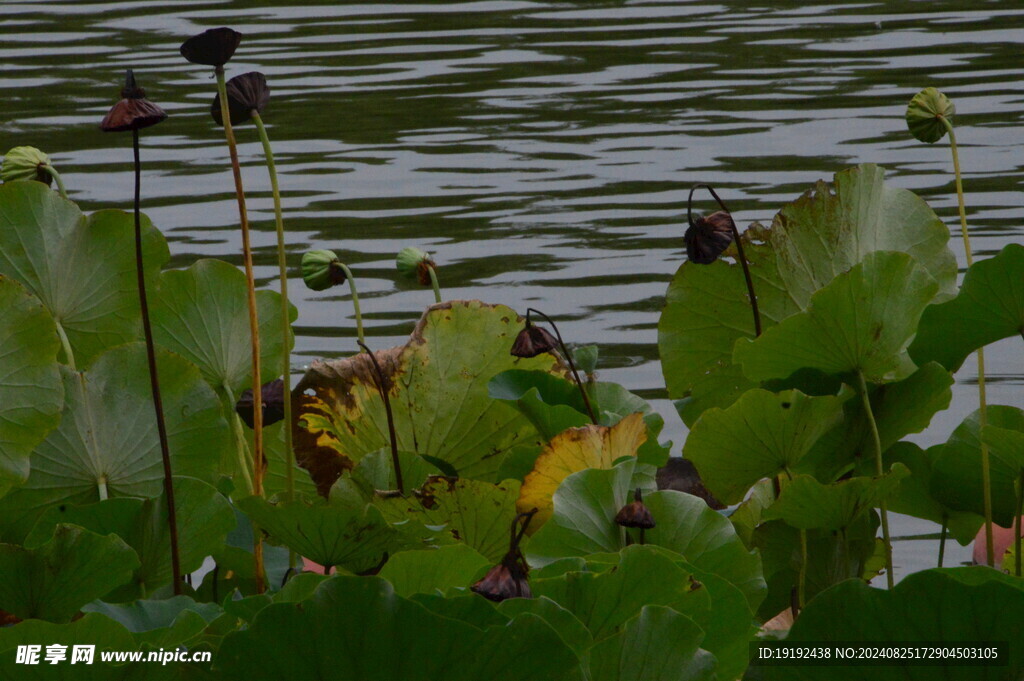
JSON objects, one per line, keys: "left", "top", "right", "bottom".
{"left": 497, "top": 596, "right": 593, "bottom": 657}
{"left": 379, "top": 544, "right": 490, "bottom": 597}
{"left": 589, "top": 605, "right": 716, "bottom": 681}
{"left": 982, "top": 420, "right": 1024, "bottom": 471}
{"left": 910, "top": 243, "right": 1024, "bottom": 371}
{"left": 293, "top": 301, "right": 560, "bottom": 493}
{"left": 0, "top": 181, "right": 169, "bottom": 368}
{"left": 0, "top": 344, "right": 228, "bottom": 543}
{"left": 83, "top": 595, "right": 223, "bottom": 649}
{"left": 764, "top": 568, "right": 1024, "bottom": 681}
{"left": 1, "top": 145, "right": 52, "bottom": 183}
{"left": 0, "top": 613, "right": 138, "bottom": 680}
{"left": 930, "top": 406, "right": 1024, "bottom": 527}
{"left": 734, "top": 251, "right": 938, "bottom": 383}
{"left": 659, "top": 164, "right": 955, "bottom": 421}
{"left": 216, "top": 575, "right": 579, "bottom": 681}
{"left": 0, "top": 277, "right": 63, "bottom": 499}
{"left": 905, "top": 87, "right": 955, "bottom": 144}
{"left": 257, "top": 420, "right": 318, "bottom": 500}
{"left": 763, "top": 465, "right": 909, "bottom": 532}
{"left": 0, "top": 524, "right": 138, "bottom": 622}
{"left": 682, "top": 388, "right": 849, "bottom": 504}
{"left": 375, "top": 476, "right": 521, "bottom": 562}
{"left": 238, "top": 495, "right": 404, "bottom": 572}
{"left": 25, "top": 478, "right": 235, "bottom": 600}
{"left": 799, "top": 362, "right": 953, "bottom": 482}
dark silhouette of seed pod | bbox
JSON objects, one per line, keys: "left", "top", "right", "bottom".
{"left": 684, "top": 210, "right": 735, "bottom": 264}
{"left": 615, "top": 488, "right": 656, "bottom": 529}
{"left": 99, "top": 70, "right": 167, "bottom": 133}
{"left": 511, "top": 322, "right": 559, "bottom": 358}
{"left": 212, "top": 71, "right": 270, "bottom": 126}
{"left": 180, "top": 27, "right": 242, "bottom": 67}
{"left": 236, "top": 378, "right": 286, "bottom": 429}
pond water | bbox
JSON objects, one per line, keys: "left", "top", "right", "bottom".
{"left": 3, "top": 1, "right": 1022, "bottom": 578}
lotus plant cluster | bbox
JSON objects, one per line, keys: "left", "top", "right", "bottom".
{"left": 1, "top": 27, "right": 1023, "bottom": 680}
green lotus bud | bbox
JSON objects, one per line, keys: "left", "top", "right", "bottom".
{"left": 302, "top": 249, "right": 347, "bottom": 291}
{"left": 906, "top": 87, "right": 955, "bottom": 144}
{"left": 396, "top": 247, "right": 436, "bottom": 286}
{"left": 1, "top": 146, "right": 53, "bottom": 186}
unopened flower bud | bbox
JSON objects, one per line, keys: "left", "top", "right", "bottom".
{"left": 685, "top": 210, "right": 735, "bottom": 265}
{"left": 236, "top": 378, "right": 286, "bottom": 429}
{"left": 510, "top": 322, "right": 559, "bottom": 358}
{"left": 1, "top": 146, "right": 53, "bottom": 186}
{"left": 302, "top": 249, "right": 348, "bottom": 291}
{"left": 615, "top": 488, "right": 655, "bottom": 529}
{"left": 906, "top": 87, "right": 955, "bottom": 144}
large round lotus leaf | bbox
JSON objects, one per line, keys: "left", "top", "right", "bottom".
{"left": 238, "top": 495, "right": 405, "bottom": 572}
{"left": 216, "top": 576, "right": 579, "bottom": 681}
{"left": 682, "top": 388, "right": 849, "bottom": 505}
{"left": 379, "top": 544, "right": 490, "bottom": 597}
{"left": 905, "top": 87, "right": 955, "bottom": 144}
{"left": 659, "top": 164, "right": 955, "bottom": 421}
{"left": 910, "top": 243, "right": 1024, "bottom": 371}
{"left": 0, "top": 613, "right": 141, "bottom": 680}
{"left": 24, "top": 477, "right": 235, "bottom": 600}
{"left": 589, "top": 605, "right": 715, "bottom": 681}
{"left": 83, "top": 595, "right": 223, "bottom": 650}
{"left": 293, "top": 301, "right": 560, "bottom": 492}
{"left": 518, "top": 412, "right": 647, "bottom": 529}
{"left": 0, "top": 344, "right": 228, "bottom": 543}
{"left": 151, "top": 258, "right": 295, "bottom": 396}
{"left": 763, "top": 568, "right": 1024, "bottom": 681}
{"left": 375, "top": 476, "right": 521, "bottom": 562}
{"left": 0, "top": 277, "right": 63, "bottom": 499}
{"left": 0, "top": 181, "right": 169, "bottom": 369}
{"left": 734, "top": 251, "right": 939, "bottom": 384}
{"left": 763, "top": 465, "right": 909, "bottom": 532}
{"left": 0, "top": 524, "right": 138, "bottom": 623}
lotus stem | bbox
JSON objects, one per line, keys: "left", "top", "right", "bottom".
{"left": 940, "top": 117, "right": 993, "bottom": 567}
{"left": 938, "top": 514, "right": 947, "bottom": 568}
{"left": 335, "top": 262, "right": 365, "bottom": 346}
{"left": 250, "top": 111, "right": 294, "bottom": 504}
{"left": 133, "top": 129, "right": 181, "bottom": 596}
{"left": 97, "top": 475, "right": 108, "bottom": 502}
{"left": 54, "top": 321, "right": 75, "bottom": 370}
{"left": 41, "top": 164, "right": 68, "bottom": 200}
{"left": 215, "top": 66, "right": 264, "bottom": 593}
{"left": 358, "top": 341, "right": 403, "bottom": 494}
{"left": 688, "top": 184, "right": 761, "bottom": 336}
{"left": 1015, "top": 471, "right": 1023, "bottom": 576}
{"left": 857, "top": 370, "right": 893, "bottom": 589}
{"left": 222, "top": 383, "right": 255, "bottom": 495}
{"left": 527, "top": 308, "right": 597, "bottom": 424}
{"left": 798, "top": 528, "right": 807, "bottom": 610}
{"left": 427, "top": 264, "right": 442, "bottom": 304}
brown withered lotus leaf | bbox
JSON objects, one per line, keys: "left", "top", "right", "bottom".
{"left": 510, "top": 322, "right": 559, "bottom": 359}
{"left": 180, "top": 27, "right": 242, "bottom": 67}
{"left": 211, "top": 71, "right": 270, "bottom": 127}
{"left": 99, "top": 70, "right": 167, "bottom": 133}
{"left": 655, "top": 457, "right": 725, "bottom": 510}
{"left": 236, "top": 377, "right": 286, "bottom": 430}
{"left": 293, "top": 300, "right": 565, "bottom": 496}
{"left": 684, "top": 210, "right": 735, "bottom": 265}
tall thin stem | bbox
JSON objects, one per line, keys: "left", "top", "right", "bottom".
{"left": 688, "top": 184, "right": 761, "bottom": 336}
{"left": 1015, "top": 471, "right": 1023, "bottom": 577}
{"left": 42, "top": 164, "right": 68, "bottom": 200}
{"left": 427, "top": 265, "right": 442, "bottom": 304}
{"left": 857, "top": 370, "right": 893, "bottom": 589}
{"left": 54, "top": 321, "right": 75, "bottom": 370}
{"left": 938, "top": 514, "right": 947, "bottom": 568}
{"left": 527, "top": 308, "right": 597, "bottom": 424}
{"left": 215, "top": 66, "right": 264, "bottom": 593}
{"left": 133, "top": 129, "right": 181, "bottom": 596}
{"left": 335, "top": 263, "right": 365, "bottom": 346}
{"left": 251, "top": 112, "right": 294, "bottom": 503}
{"left": 358, "top": 341, "right": 403, "bottom": 494}
{"left": 222, "top": 383, "right": 255, "bottom": 495}
{"left": 941, "top": 117, "right": 993, "bottom": 566}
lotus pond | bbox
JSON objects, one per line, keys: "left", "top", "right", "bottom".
{"left": 1, "top": 4, "right": 1023, "bottom": 681}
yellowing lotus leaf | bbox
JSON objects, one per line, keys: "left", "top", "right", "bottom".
{"left": 518, "top": 412, "right": 647, "bottom": 529}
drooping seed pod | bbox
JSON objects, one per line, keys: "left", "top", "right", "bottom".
{"left": 471, "top": 560, "right": 532, "bottom": 602}
{"left": 1, "top": 146, "right": 53, "bottom": 186}
{"left": 179, "top": 27, "right": 242, "bottom": 67}
{"left": 301, "top": 249, "right": 348, "bottom": 291}
{"left": 236, "top": 378, "right": 286, "bottom": 429}
{"left": 396, "top": 247, "right": 436, "bottom": 286}
{"left": 211, "top": 71, "right": 270, "bottom": 127}
{"left": 684, "top": 210, "right": 735, "bottom": 265}
{"left": 99, "top": 70, "right": 168, "bottom": 133}
{"left": 615, "top": 488, "right": 656, "bottom": 530}
{"left": 906, "top": 87, "right": 955, "bottom": 144}
{"left": 510, "top": 321, "right": 559, "bottom": 359}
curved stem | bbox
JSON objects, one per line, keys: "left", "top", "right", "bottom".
{"left": 857, "top": 370, "right": 893, "bottom": 589}
{"left": 688, "top": 184, "right": 761, "bottom": 336}
{"left": 938, "top": 514, "right": 947, "bottom": 568}
{"left": 358, "top": 341, "right": 403, "bottom": 494}
{"left": 54, "top": 320, "right": 76, "bottom": 371}
{"left": 427, "top": 264, "right": 442, "bottom": 304}
{"left": 942, "top": 118, "right": 993, "bottom": 566}
{"left": 251, "top": 112, "right": 294, "bottom": 503}
{"left": 527, "top": 308, "right": 597, "bottom": 424}
{"left": 42, "top": 164, "right": 68, "bottom": 200}
{"left": 335, "top": 263, "right": 365, "bottom": 346}
{"left": 133, "top": 129, "right": 181, "bottom": 596}
{"left": 216, "top": 66, "right": 264, "bottom": 594}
